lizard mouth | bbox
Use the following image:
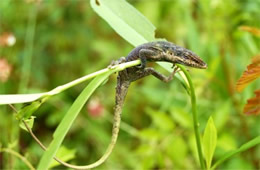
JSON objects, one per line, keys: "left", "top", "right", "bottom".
{"left": 192, "top": 61, "right": 207, "bottom": 69}
{"left": 177, "top": 60, "right": 207, "bottom": 69}
{"left": 201, "top": 63, "right": 208, "bottom": 69}
{"left": 180, "top": 51, "right": 208, "bottom": 69}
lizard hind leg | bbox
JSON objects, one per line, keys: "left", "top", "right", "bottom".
{"left": 142, "top": 67, "right": 178, "bottom": 83}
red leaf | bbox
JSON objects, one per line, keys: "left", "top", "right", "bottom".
{"left": 244, "top": 89, "right": 260, "bottom": 115}
{"left": 236, "top": 56, "right": 260, "bottom": 92}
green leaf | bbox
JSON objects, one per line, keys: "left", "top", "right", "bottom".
{"left": 16, "top": 99, "right": 45, "bottom": 121}
{"left": 139, "top": 128, "right": 161, "bottom": 141}
{"left": 212, "top": 136, "right": 260, "bottom": 169}
{"left": 37, "top": 72, "right": 112, "bottom": 170}
{"left": 203, "top": 116, "right": 217, "bottom": 170}
{"left": 49, "top": 146, "right": 76, "bottom": 168}
{"left": 165, "top": 135, "right": 188, "bottom": 166}
{"left": 0, "top": 93, "right": 48, "bottom": 105}
{"left": 170, "top": 107, "right": 192, "bottom": 129}
{"left": 90, "top": 0, "right": 188, "bottom": 90}
{"left": 90, "top": 0, "right": 156, "bottom": 47}
{"left": 146, "top": 108, "right": 175, "bottom": 132}
{"left": 19, "top": 116, "right": 36, "bottom": 132}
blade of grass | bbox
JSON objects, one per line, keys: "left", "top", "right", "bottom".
{"left": 9, "top": 3, "right": 37, "bottom": 169}
{"left": 37, "top": 71, "right": 113, "bottom": 170}
{"left": 90, "top": 0, "right": 156, "bottom": 47}
{"left": 18, "top": 3, "right": 37, "bottom": 93}
{"left": 212, "top": 136, "right": 260, "bottom": 169}
{"left": 90, "top": 0, "right": 187, "bottom": 89}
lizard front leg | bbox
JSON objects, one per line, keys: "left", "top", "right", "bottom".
{"left": 138, "top": 49, "right": 158, "bottom": 69}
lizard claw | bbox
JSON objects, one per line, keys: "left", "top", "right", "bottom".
{"left": 136, "top": 64, "right": 145, "bottom": 69}
{"left": 108, "top": 60, "right": 116, "bottom": 69}
{"left": 108, "top": 57, "right": 126, "bottom": 69}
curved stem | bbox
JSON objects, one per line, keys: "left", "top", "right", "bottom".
{"left": 19, "top": 79, "right": 129, "bottom": 169}
{"left": 0, "top": 148, "right": 35, "bottom": 170}
{"left": 22, "top": 118, "right": 119, "bottom": 170}
{"left": 176, "top": 64, "right": 205, "bottom": 169}
{"left": 9, "top": 103, "right": 123, "bottom": 170}
{"left": 9, "top": 74, "right": 130, "bottom": 169}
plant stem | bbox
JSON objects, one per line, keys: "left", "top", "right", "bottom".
{"left": 212, "top": 136, "right": 260, "bottom": 169}
{"left": 0, "top": 148, "right": 35, "bottom": 170}
{"left": 0, "top": 60, "right": 141, "bottom": 105}
{"left": 46, "top": 60, "right": 141, "bottom": 96}
{"left": 176, "top": 64, "right": 205, "bottom": 169}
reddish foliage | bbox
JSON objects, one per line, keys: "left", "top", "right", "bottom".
{"left": 87, "top": 98, "right": 104, "bottom": 118}
{"left": 0, "top": 58, "right": 12, "bottom": 82}
{"left": 236, "top": 56, "right": 260, "bottom": 92}
{"left": 0, "top": 32, "right": 16, "bottom": 47}
{"left": 239, "top": 26, "right": 260, "bottom": 37}
{"left": 244, "top": 89, "right": 260, "bottom": 115}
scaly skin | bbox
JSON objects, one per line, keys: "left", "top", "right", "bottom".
{"left": 96, "top": 41, "right": 208, "bottom": 168}
{"left": 41, "top": 41, "right": 207, "bottom": 169}
{"left": 126, "top": 41, "right": 207, "bottom": 69}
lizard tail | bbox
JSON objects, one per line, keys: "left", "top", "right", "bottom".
{"left": 56, "top": 80, "right": 130, "bottom": 169}
{"left": 76, "top": 80, "right": 130, "bottom": 169}
{"left": 21, "top": 77, "right": 131, "bottom": 170}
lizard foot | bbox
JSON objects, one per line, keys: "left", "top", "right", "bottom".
{"left": 108, "top": 57, "right": 126, "bottom": 69}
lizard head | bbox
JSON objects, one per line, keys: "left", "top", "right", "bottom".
{"left": 153, "top": 41, "right": 208, "bottom": 69}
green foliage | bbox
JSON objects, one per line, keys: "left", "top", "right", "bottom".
{"left": 212, "top": 136, "right": 260, "bottom": 169}
{"left": 0, "top": 0, "right": 259, "bottom": 169}
{"left": 203, "top": 116, "right": 217, "bottom": 169}
{"left": 90, "top": 0, "right": 156, "bottom": 46}
{"left": 19, "top": 116, "right": 35, "bottom": 132}
{"left": 37, "top": 72, "right": 112, "bottom": 169}
{"left": 16, "top": 100, "right": 43, "bottom": 121}
{"left": 49, "top": 146, "right": 76, "bottom": 168}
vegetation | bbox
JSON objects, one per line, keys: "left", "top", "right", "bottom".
{"left": 0, "top": 0, "right": 259, "bottom": 169}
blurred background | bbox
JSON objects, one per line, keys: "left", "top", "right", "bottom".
{"left": 0, "top": 0, "right": 259, "bottom": 169}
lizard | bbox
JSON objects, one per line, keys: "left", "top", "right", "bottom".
{"left": 17, "top": 41, "right": 207, "bottom": 170}
{"left": 81, "top": 41, "right": 208, "bottom": 169}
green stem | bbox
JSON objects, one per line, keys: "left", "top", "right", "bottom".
{"left": 176, "top": 64, "right": 205, "bottom": 169}
{"left": 13, "top": 6, "right": 37, "bottom": 167}
{"left": 212, "top": 136, "right": 260, "bottom": 169}
{"left": 0, "top": 60, "right": 141, "bottom": 105}
{"left": 47, "top": 60, "right": 141, "bottom": 96}
{"left": 0, "top": 148, "right": 35, "bottom": 170}
{"left": 18, "top": 4, "right": 37, "bottom": 93}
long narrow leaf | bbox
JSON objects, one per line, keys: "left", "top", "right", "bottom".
{"left": 0, "top": 93, "right": 48, "bottom": 105}
{"left": 90, "top": 0, "right": 187, "bottom": 88}
{"left": 90, "top": 0, "right": 156, "bottom": 47}
{"left": 37, "top": 71, "right": 112, "bottom": 170}
{"left": 212, "top": 136, "right": 260, "bottom": 169}
{"left": 203, "top": 116, "right": 217, "bottom": 169}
